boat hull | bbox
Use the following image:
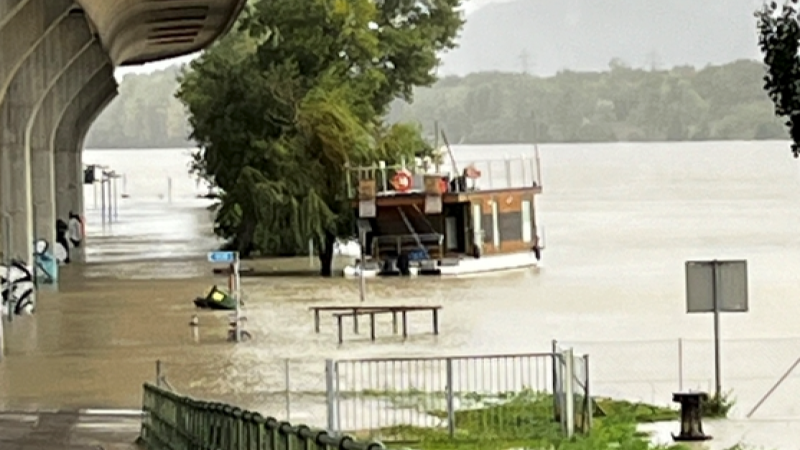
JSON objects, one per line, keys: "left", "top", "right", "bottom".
{"left": 343, "top": 252, "right": 539, "bottom": 278}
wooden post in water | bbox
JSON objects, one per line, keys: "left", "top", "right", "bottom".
{"left": 112, "top": 175, "right": 118, "bottom": 221}
{"left": 100, "top": 176, "right": 106, "bottom": 225}
{"left": 167, "top": 177, "right": 173, "bottom": 204}
{"left": 106, "top": 174, "right": 113, "bottom": 223}
{"left": 432, "top": 308, "right": 439, "bottom": 335}
{"left": 337, "top": 315, "right": 344, "bottom": 344}
{"left": 156, "top": 360, "right": 163, "bottom": 387}
{"left": 370, "top": 313, "right": 376, "bottom": 341}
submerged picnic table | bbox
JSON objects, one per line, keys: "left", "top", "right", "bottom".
{"left": 309, "top": 305, "right": 441, "bottom": 343}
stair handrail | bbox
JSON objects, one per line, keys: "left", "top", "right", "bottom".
{"left": 411, "top": 204, "right": 437, "bottom": 233}
{"left": 397, "top": 207, "right": 428, "bottom": 258}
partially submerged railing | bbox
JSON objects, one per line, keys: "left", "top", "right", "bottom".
{"left": 373, "top": 233, "right": 443, "bottom": 260}
{"left": 138, "top": 383, "right": 385, "bottom": 450}
{"left": 347, "top": 155, "right": 542, "bottom": 198}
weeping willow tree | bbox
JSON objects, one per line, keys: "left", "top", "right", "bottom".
{"left": 177, "top": 0, "right": 463, "bottom": 275}
{"left": 757, "top": 0, "right": 800, "bottom": 157}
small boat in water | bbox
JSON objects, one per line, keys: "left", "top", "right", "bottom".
{"left": 193, "top": 285, "right": 237, "bottom": 310}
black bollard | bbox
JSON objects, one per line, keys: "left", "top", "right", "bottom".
{"left": 671, "top": 392, "right": 712, "bottom": 442}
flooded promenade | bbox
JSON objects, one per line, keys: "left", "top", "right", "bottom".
{"left": 1, "top": 142, "right": 800, "bottom": 448}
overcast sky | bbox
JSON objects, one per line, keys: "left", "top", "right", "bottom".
{"left": 114, "top": 0, "right": 508, "bottom": 79}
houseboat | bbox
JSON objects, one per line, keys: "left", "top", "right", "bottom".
{"left": 343, "top": 150, "right": 544, "bottom": 278}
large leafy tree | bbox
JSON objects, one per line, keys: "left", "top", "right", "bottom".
{"left": 757, "top": 0, "right": 800, "bottom": 157}
{"left": 178, "top": 0, "right": 463, "bottom": 275}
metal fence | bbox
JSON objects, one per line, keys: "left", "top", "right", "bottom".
{"left": 558, "top": 337, "right": 800, "bottom": 418}
{"left": 154, "top": 358, "right": 330, "bottom": 429}
{"left": 139, "top": 383, "right": 384, "bottom": 450}
{"left": 326, "top": 350, "right": 590, "bottom": 442}
{"left": 553, "top": 342, "right": 592, "bottom": 434}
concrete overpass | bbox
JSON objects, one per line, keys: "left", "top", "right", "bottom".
{"left": 0, "top": 0, "right": 245, "bottom": 277}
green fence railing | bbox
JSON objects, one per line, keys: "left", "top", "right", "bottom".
{"left": 138, "top": 383, "right": 385, "bottom": 450}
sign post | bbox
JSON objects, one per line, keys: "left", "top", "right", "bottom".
{"left": 357, "top": 220, "right": 372, "bottom": 302}
{"left": 208, "top": 251, "right": 242, "bottom": 342}
{"left": 685, "top": 259, "right": 749, "bottom": 398}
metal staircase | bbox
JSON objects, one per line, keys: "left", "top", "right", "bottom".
{"left": 397, "top": 207, "right": 429, "bottom": 259}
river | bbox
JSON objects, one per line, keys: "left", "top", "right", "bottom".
{"left": 1, "top": 141, "right": 800, "bottom": 449}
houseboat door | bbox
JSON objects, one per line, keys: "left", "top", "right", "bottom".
{"left": 445, "top": 217, "right": 459, "bottom": 251}
{"left": 472, "top": 203, "right": 483, "bottom": 255}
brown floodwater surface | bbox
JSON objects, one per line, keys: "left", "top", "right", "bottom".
{"left": 2, "top": 143, "right": 800, "bottom": 449}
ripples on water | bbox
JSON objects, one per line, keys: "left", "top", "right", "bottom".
{"left": 2, "top": 143, "right": 800, "bottom": 435}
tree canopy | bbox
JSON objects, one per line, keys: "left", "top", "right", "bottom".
{"left": 389, "top": 59, "right": 783, "bottom": 144}
{"left": 86, "top": 58, "right": 783, "bottom": 149}
{"left": 176, "top": 0, "right": 463, "bottom": 274}
{"left": 757, "top": 0, "right": 800, "bottom": 157}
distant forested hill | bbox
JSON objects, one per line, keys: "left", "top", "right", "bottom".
{"left": 86, "top": 59, "right": 783, "bottom": 148}
{"left": 387, "top": 59, "right": 784, "bottom": 144}
{"left": 86, "top": 66, "right": 193, "bottom": 149}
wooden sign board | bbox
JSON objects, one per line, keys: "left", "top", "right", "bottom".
{"left": 358, "top": 179, "right": 377, "bottom": 200}
{"left": 359, "top": 199, "right": 376, "bottom": 218}
{"left": 424, "top": 175, "right": 443, "bottom": 195}
{"left": 424, "top": 195, "right": 442, "bottom": 214}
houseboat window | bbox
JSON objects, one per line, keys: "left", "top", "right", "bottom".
{"left": 491, "top": 201, "right": 500, "bottom": 248}
{"left": 522, "top": 200, "right": 532, "bottom": 243}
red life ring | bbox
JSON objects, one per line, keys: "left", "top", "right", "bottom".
{"left": 438, "top": 178, "right": 448, "bottom": 193}
{"left": 392, "top": 169, "right": 413, "bottom": 192}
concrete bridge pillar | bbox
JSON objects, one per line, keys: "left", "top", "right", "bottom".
{"left": 0, "top": 0, "right": 71, "bottom": 93}
{"left": 32, "top": 61, "right": 112, "bottom": 260}
{"left": 0, "top": 12, "right": 95, "bottom": 265}
{"left": 54, "top": 81, "right": 118, "bottom": 265}
{"left": 0, "top": 0, "right": 72, "bottom": 259}
{"left": 55, "top": 81, "right": 118, "bottom": 216}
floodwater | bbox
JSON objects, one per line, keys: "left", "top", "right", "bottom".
{"left": 2, "top": 142, "right": 800, "bottom": 449}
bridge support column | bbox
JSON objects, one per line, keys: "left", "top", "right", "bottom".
{"left": 0, "top": 12, "right": 93, "bottom": 267}
{"left": 0, "top": 0, "right": 72, "bottom": 259}
{"left": 34, "top": 55, "right": 111, "bottom": 265}
{"left": 55, "top": 74, "right": 118, "bottom": 264}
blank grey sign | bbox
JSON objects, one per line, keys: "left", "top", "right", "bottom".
{"left": 686, "top": 260, "right": 748, "bottom": 314}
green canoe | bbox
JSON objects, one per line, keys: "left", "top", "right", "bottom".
{"left": 193, "top": 285, "right": 237, "bottom": 310}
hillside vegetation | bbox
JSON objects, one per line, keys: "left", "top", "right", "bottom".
{"left": 86, "top": 59, "right": 783, "bottom": 148}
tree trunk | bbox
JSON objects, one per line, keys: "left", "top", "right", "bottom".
{"left": 237, "top": 220, "right": 256, "bottom": 258}
{"left": 318, "top": 232, "right": 336, "bottom": 277}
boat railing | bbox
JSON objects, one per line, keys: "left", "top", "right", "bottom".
{"left": 346, "top": 154, "right": 542, "bottom": 198}
{"left": 372, "top": 233, "right": 443, "bottom": 260}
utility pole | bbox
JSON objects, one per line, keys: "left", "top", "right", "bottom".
{"left": 519, "top": 48, "right": 531, "bottom": 75}
{"left": 646, "top": 50, "right": 662, "bottom": 72}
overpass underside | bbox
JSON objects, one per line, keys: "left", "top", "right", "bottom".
{"left": 0, "top": 0, "right": 243, "bottom": 288}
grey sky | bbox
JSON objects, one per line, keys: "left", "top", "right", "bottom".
{"left": 114, "top": 0, "right": 505, "bottom": 79}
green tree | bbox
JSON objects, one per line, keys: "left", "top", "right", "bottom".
{"left": 177, "top": 0, "right": 462, "bottom": 275}
{"left": 87, "top": 56, "right": 783, "bottom": 148}
{"left": 757, "top": 0, "right": 800, "bottom": 157}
